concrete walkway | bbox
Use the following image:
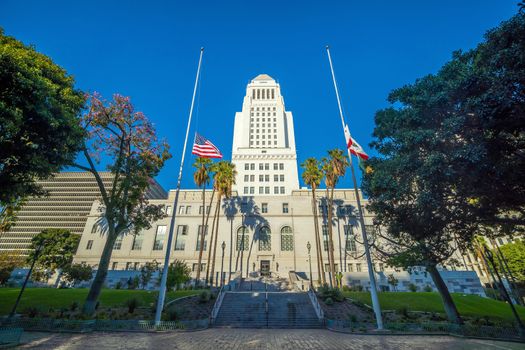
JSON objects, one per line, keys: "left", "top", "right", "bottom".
{"left": 18, "top": 329, "right": 524, "bottom": 349}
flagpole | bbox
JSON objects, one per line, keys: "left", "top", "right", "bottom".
{"left": 155, "top": 47, "right": 204, "bottom": 324}
{"left": 326, "top": 45, "right": 383, "bottom": 330}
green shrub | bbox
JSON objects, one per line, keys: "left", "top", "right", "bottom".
{"left": 408, "top": 283, "right": 417, "bottom": 292}
{"left": 396, "top": 306, "right": 409, "bottom": 318}
{"left": 23, "top": 306, "right": 40, "bottom": 318}
{"left": 318, "top": 284, "right": 344, "bottom": 302}
{"left": 124, "top": 297, "right": 141, "bottom": 313}
{"left": 199, "top": 290, "right": 212, "bottom": 303}
{"left": 354, "top": 285, "right": 363, "bottom": 292}
{"left": 115, "top": 281, "right": 122, "bottom": 289}
{"left": 325, "top": 297, "right": 334, "bottom": 305}
{"left": 70, "top": 301, "right": 79, "bottom": 311}
{"left": 423, "top": 285, "right": 433, "bottom": 292}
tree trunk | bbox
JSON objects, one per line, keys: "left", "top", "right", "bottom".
{"left": 82, "top": 228, "right": 118, "bottom": 315}
{"left": 210, "top": 196, "right": 222, "bottom": 287}
{"left": 326, "top": 188, "right": 336, "bottom": 287}
{"left": 311, "top": 189, "right": 325, "bottom": 285}
{"left": 206, "top": 201, "right": 220, "bottom": 285}
{"left": 195, "top": 185, "right": 207, "bottom": 284}
{"left": 427, "top": 264, "right": 463, "bottom": 324}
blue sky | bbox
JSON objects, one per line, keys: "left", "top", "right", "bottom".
{"left": 0, "top": 1, "right": 518, "bottom": 191}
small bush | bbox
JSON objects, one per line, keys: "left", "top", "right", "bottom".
{"left": 318, "top": 284, "right": 344, "bottom": 302}
{"left": 423, "top": 285, "right": 433, "bottom": 292}
{"left": 24, "top": 306, "right": 40, "bottom": 318}
{"left": 325, "top": 297, "right": 334, "bottom": 305}
{"left": 124, "top": 297, "right": 141, "bottom": 313}
{"left": 199, "top": 290, "right": 212, "bottom": 303}
{"left": 342, "top": 285, "right": 351, "bottom": 292}
{"left": 115, "top": 281, "right": 122, "bottom": 289}
{"left": 408, "top": 283, "right": 417, "bottom": 292}
{"left": 354, "top": 285, "right": 363, "bottom": 292}
{"left": 349, "top": 314, "right": 357, "bottom": 323}
{"left": 396, "top": 306, "right": 409, "bottom": 318}
{"left": 70, "top": 301, "right": 79, "bottom": 311}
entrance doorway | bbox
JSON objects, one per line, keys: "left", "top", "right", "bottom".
{"left": 260, "top": 260, "right": 270, "bottom": 276}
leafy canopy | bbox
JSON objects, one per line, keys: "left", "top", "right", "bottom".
{"left": 0, "top": 29, "right": 85, "bottom": 206}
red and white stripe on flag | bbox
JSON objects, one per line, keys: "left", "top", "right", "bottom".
{"left": 192, "top": 133, "right": 223, "bottom": 159}
{"left": 344, "top": 125, "right": 369, "bottom": 161}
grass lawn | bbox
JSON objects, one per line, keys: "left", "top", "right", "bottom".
{"left": 343, "top": 291, "right": 525, "bottom": 323}
{"left": 0, "top": 288, "right": 202, "bottom": 315}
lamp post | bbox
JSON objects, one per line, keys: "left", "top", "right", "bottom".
{"left": 307, "top": 241, "right": 313, "bottom": 289}
{"left": 9, "top": 241, "right": 44, "bottom": 318}
{"left": 220, "top": 241, "right": 226, "bottom": 288}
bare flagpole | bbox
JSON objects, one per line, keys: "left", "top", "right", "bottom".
{"left": 155, "top": 47, "right": 204, "bottom": 324}
{"left": 326, "top": 45, "right": 383, "bottom": 330}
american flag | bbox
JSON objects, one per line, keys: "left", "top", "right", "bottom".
{"left": 192, "top": 133, "right": 223, "bottom": 158}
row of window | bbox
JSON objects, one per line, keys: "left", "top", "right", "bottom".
{"left": 322, "top": 263, "right": 384, "bottom": 273}
{"left": 252, "top": 89, "right": 275, "bottom": 100}
{"left": 251, "top": 117, "right": 276, "bottom": 123}
{"left": 244, "top": 163, "right": 285, "bottom": 171}
{"left": 250, "top": 132, "right": 277, "bottom": 138}
{"left": 251, "top": 112, "right": 277, "bottom": 117}
{"left": 251, "top": 106, "right": 276, "bottom": 111}
{"left": 243, "top": 186, "right": 286, "bottom": 195}
{"left": 243, "top": 174, "right": 285, "bottom": 183}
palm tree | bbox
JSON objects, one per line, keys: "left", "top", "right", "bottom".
{"left": 193, "top": 157, "right": 213, "bottom": 285}
{"left": 207, "top": 161, "right": 237, "bottom": 286}
{"left": 322, "top": 149, "right": 349, "bottom": 287}
{"left": 301, "top": 158, "right": 326, "bottom": 286}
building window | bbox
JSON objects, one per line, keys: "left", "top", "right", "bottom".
{"left": 112, "top": 262, "right": 118, "bottom": 270}
{"left": 274, "top": 174, "right": 279, "bottom": 182}
{"left": 322, "top": 225, "right": 329, "bottom": 251}
{"left": 378, "top": 263, "right": 384, "bottom": 272}
{"left": 261, "top": 203, "right": 268, "bottom": 213}
{"left": 113, "top": 234, "right": 123, "bottom": 250}
{"left": 178, "top": 206, "right": 185, "bottom": 214}
{"left": 274, "top": 187, "right": 279, "bottom": 194}
{"left": 86, "top": 240, "right": 93, "bottom": 250}
{"left": 91, "top": 224, "right": 98, "bottom": 234}
{"left": 279, "top": 163, "right": 284, "bottom": 170}
{"left": 280, "top": 174, "right": 284, "bottom": 182}
{"left": 153, "top": 225, "right": 167, "bottom": 250}
{"left": 250, "top": 175, "right": 254, "bottom": 182}
{"left": 185, "top": 206, "right": 192, "bottom": 215}
{"left": 274, "top": 163, "right": 278, "bottom": 170}
{"left": 265, "top": 174, "right": 269, "bottom": 182}
{"left": 325, "top": 263, "right": 339, "bottom": 272}
{"left": 132, "top": 231, "right": 144, "bottom": 251}
{"left": 196, "top": 225, "right": 208, "bottom": 251}
{"left": 344, "top": 225, "right": 356, "bottom": 252}
{"left": 356, "top": 263, "right": 362, "bottom": 272}
{"left": 280, "top": 187, "right": 285, "bottom": 194}
{"left": 250, "top": 186, "right": 255, "bottom": 194}
{"left": 244, "top": 187, "right": 249, "bottom": 194}
{"left": 265, "top": 187, "right": 270, "bottom": 194}
{"left": 236, "top": 226, "right": 249, "bottom": 251}
{"left": 175, "top": 225, "right": 188, "bottom": 251}
{"left": 265, "top": 163, "right": 269, "bottom": 170}
{"left": 259, "top": 186, "right": 264, "bottom": 194}
{"left": 281, "top": 226, "right": 293, "bottom": 251}
{"left": 259, "top": 226, "right": 271, "bottom": 251}
{"left": 244, "top": 175, "right": 249, "bottom": 182}
{"left": 192, "top": 263, "right": 206, "bottom": 272}
{"left": 165, "top": 206, "right": 172, "bottom": 215}
{"left": 259, "top": 174, "right": 264, "bottom": 182}
{"left": 348, "top": 263, "right": 353, "bottom": 272}
{"left": 126, "top": 262, "right": 132, "bottom": 270}
{"left": 282, "top": 203, "right": 289, "bottom": 213}
{"left": 259, "top": 163, "right": 264, "bottom": 170}
{"left": 245, "top": 163, "right": 249, "bottom": 170}
{"left": 250, "top": 163, "right": 255, "bottom": 170}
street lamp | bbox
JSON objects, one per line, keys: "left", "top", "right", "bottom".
{"left": 307, "top": 241, "right": 313, "bottom": 289}
{"left": 220, "top": 241, "right": 226, "bottom": 288}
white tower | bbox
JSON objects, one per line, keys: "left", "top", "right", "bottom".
{"left": 232, "top": 74, "right": 300, "bottom": 195}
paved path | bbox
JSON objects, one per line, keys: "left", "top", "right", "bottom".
{"left": 18, "top": 329, "right": 523, "bottom": 349}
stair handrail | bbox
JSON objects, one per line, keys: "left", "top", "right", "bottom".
{"left": 307, "top": 285, "right": 324, "bottom": 321}
{"left": 210, "top": 286, "right": 226, "bottom": 324}
{"left": 265, "top": 291, "right": 269, "bottom": 327}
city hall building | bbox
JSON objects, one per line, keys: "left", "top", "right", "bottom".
{"left": 71, "top": 75, "right": 487, "bottom": 294}
{"left": 3, "top": 74, "right": 491, "bottom": 294}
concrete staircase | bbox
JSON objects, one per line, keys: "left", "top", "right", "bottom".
{"left": 213, "top": 291, "right": 323, "bottom": 328}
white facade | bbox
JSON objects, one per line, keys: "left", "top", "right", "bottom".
{"left": 232, "top": 74, "right": 300, "bottom": 196}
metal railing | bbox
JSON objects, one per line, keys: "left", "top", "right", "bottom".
{"left": 0, "top": 327, "right": 23, "bottom": 347}
{"left": 210, "top": 287, "right": 226, "bottom": 324}
{"left": 307, "top": 286, "right": 324, "bottom": 321}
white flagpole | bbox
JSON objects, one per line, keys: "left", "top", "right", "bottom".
{"left": 155, "top": 47, "right": 204, "bottom": 324}
{"left": 326, "top": 45, "right": 384, "bottom": 330}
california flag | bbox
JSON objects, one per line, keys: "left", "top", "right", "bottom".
{"left": 344, "top": 124, "right": 369, "bottom": 161}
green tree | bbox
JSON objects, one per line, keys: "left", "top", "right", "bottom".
{"left": 494, "top": 240, "right": 525, "bottom": 284}
{"left": 193, "top": 157, "right": 213, "bottom": 284}
{"left": 139, "top": 260, "right": 159, "bottom": 289}
{"left": 301, "top": 157, "right": 325, "bottom": 285}
{"left": 166, "top": 259, "right": 191, "bottom": 290}
{"left": 321, "top": 149, "right": 348, "bottom": 287}
{"left": 72, "top": 93, "right": 171, "bottom": 315}
{"left": 207, "top": 161, "right": 236, "bottom": 286}
{"left": 62, "top": 263, "right": 93, "bottom": 287}
{"left": 0, "top": 250, "right": 24, "bottom": 285}
{"left": 0, "top": 30, "right": 85, "bottom": 206}
{"left": 28, "top": 229, "right": 80, "bottom": 281}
